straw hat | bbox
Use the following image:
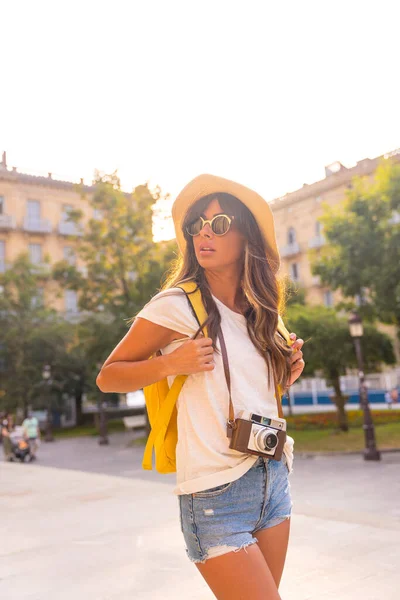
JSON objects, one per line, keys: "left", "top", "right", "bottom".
{"left": 172, "top": 174, "right": 280, "bottom": 272}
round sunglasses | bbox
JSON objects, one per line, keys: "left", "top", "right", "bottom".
{"left": 186, "top": 214, "right": 235, "bottom": 237}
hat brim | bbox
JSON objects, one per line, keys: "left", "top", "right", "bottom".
{"left": 172, "top": 174, "right": 280, "bottom": 273}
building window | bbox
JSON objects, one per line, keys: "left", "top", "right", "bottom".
{"left": 315, "top": 221, "right": 323, "bottom": 236}
{"left": 0, "top": 240, "right": 5, "bottom": 272}
{"left": 27, "top": 200, "right": 41, "bottom": 220}
{"left": 287, "top": 227, "right": 296, "bottom": 245}
{"left": 65, "top": 290, "right": 78, "bottom": 313}
{"left": 63, "top": 246, "right": 76, "bottom": 265}
{"left": 0, "top": 196, "right": 4, "bottom": 214}
{"left": 29, "top": 243, "right": 42, "bottom": 265}
{"left": 290, "top": 263, "right": 299, "bottom": 281}
{"left": 31, "top": 288, "right": 44, "bottom": 308}
{"left": 62, "top": 204, "right": 73, "bottom": 221}
{"left": 324, "top": 290, "right": 334, "bottom": 307}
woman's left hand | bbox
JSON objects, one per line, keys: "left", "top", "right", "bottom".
{"left": 288, "top": 333, "right": 305, "bottom": 386}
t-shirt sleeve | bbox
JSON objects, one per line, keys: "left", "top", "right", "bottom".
{"left": 135, "top": 288, "right": 199, "bottom": 337}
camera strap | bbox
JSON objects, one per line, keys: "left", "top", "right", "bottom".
{"left": 217, "top": 327, "right": 284, "bottom": 438}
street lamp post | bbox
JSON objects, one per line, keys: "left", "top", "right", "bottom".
{"left": 348, "top": 312, "right": 381, "bottom": 461}
{"left": 43, "top": 364, "right": 54, "bottom": 442}
{"left": 96, "top": 363, "right": 109, "bottom": 446}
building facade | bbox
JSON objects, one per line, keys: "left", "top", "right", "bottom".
{"left": 0, "top": 152, "right": 96, "bottom": 315}
{"left": 271, "top": 149, "right": 400, "bottom": 306}
{"left": 1, "top": 147, "right": 400, "bottom": 316}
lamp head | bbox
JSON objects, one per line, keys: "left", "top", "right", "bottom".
{"left": 348, "top": 312, "right": 363, "bottom": 338}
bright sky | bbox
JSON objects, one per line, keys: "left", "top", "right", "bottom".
{"left": 2, "top": 1, "right": 400, "bottom": 241}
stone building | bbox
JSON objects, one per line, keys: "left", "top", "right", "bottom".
{"left": 0, "top": 152, "right": 96, "bottom": 315}
{"left": 270, "top": 148, "right": 400, "bottom": 306}
{"left": 1, "top": 147, "right": 400, "bottom": 315}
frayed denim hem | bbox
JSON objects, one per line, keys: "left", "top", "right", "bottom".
{"left": 253, "top": 514, "right": 291, "bottom": 533}
{"left": 187, "top": 538, "right": 258, "bottom": 564}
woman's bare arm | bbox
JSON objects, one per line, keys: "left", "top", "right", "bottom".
{"left": 96, "top": 317, "right": 214, "bottom": 393}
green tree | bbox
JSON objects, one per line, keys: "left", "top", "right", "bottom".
{"left": 0, "top": 254, "right": 69, "bottom": 416}
{"left": 55, "top": 313, "right": 121, "bottom": 425}
{"left": 283, "top": 277, "right": 306, "bottom": 307}
{"left": 53, "top": 171, "right": 175, "bottom": 322}
{"left": 286, "top": 304, "right": 395, "bottom": 431}
{"left": 311, "top": 159, "right": 400, "bottom": 333}
{"left": 51, "top": 172, "right": 175, "bottom": 422}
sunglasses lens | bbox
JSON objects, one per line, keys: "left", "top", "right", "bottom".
{"left": 186, "top": 215, "right": 232, "bottom": 236}
{"left": 186, "top": 218, "right": 203, "bottom": 236}
{"left": 212, "top": 215, "right": 230, "bottom": 235}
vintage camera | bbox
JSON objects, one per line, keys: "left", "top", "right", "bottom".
{"left": 229, "top": 411, "right": 287, "bottom": 461}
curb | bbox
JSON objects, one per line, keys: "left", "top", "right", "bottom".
{"left": 296, "top": 448, "right": 400, "bottom": 458}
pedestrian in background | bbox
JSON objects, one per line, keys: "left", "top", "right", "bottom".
{"left": 1, "top": 414, "right": 15, "bottom": 461}
{"left": 390, "top": 387, "right": 399, "bottom": 406}
{"left": 22, "top": 410, "right": 41, "bottom": 459}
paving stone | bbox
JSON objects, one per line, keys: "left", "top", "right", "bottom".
{"left": 1, "top": 432, "right": 399, "bottom": 599}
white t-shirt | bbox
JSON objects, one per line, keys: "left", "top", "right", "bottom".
{"left": 136, "top": 287, "right": 294, "bottom": 495}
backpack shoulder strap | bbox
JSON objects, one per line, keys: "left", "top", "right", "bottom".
{"left": 176, "top": 281, "right": 209, "bottom": 337}
{"left": 275, "top": 315, "right": 295, "bottom": 413}
{"left": 277, "top": 315, "right": 293, "bottom": 347}
{"left": 142, "top": 282, "right": 208, "bottom": 471}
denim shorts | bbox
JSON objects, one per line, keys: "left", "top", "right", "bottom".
{"left": 178, "top": 454, "right": 293, "bottom": 563}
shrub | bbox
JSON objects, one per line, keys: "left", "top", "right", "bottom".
{"left": 286, "top": 410, "right": 399, "bottom": 431}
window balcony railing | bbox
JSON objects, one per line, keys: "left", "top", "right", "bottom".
{"left": 31, "top": 262, "right": 51, "bottom": 274}
{"left": 280, "top": 242, "right": 300, "bottom": 258}
{"left": 64, "top": 306, "right": 85, "bottom": 323}
{"left": 23, "top": 217, "right": 52, "bottom": 234}
{"left": 58, "top": 221, "right": 83, "bottom": 236}
{"left": 0, "top": 215, "right": 16, "bottom": 230}
{"left": 308, "top": 235, "right": 326, "bottom": 249}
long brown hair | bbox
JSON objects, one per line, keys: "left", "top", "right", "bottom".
{"left": 159, "top": 193, "right": 292, "bottom": 388}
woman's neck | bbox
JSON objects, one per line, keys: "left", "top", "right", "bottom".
{"left": 205, "top": 269, "right": 245, "bottom": 313}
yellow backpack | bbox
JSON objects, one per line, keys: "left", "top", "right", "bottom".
{"left": 142, "top": 280, "right": 293, "bottom": 473}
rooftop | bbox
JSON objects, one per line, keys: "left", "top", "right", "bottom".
{"left": 269, "top": 147, "right": 400, "bottom": 209}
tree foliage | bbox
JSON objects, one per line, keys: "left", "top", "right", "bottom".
{"left": 286, "top": 303, "right": 395, "bottom": 430}
{"left": 283, "top": 277, "right": 306, "bottom": 307}
{"left": 1, "top": 174, "right": 175, "bottom": 421}
{"left": 0, "top": 255, "right": 71, "bottom": 415}
{"left": 52, "top": 172, "right": 176, "bottom": 322}
{"left": 311, "top": 159, "right": 400, "bottom": 331}
{"left": 49, "top": 172, "right": 176, "bottom": 422}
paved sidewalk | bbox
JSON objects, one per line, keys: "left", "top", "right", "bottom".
{"left": 1, "top": 435, "right": 399, "bottom": 599}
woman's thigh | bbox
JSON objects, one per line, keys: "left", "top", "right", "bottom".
{"left": 196, "top": 542, "right": 281, "bottom": 600}
{"left": 254, "top": 517, "right": 291, "bottom": 588}
{"left": 253, "top": 454, "right": 293, "bottom": 586}
{"left": 179, "top": 456, "right": 293, "bottom": 596}
{"left": 178, "top": 459, "right": 266, "bottom": 564}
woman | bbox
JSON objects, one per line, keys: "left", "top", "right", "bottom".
{"left": 97, "top": 174, "right": 305, "bottom": 600}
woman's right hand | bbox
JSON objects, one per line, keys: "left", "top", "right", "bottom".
{"left": 165, "top": 336, "right": 215, "bottom": 376}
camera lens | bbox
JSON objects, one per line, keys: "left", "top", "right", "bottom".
{"left": 264, "top": 433, "right": 278, "bottom": 450}
{"left": 255, "top": 428, "right": 278, "bottom": 452}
